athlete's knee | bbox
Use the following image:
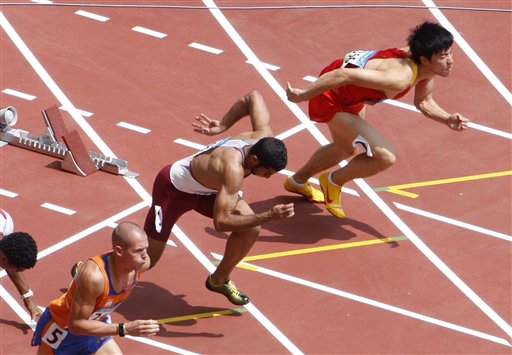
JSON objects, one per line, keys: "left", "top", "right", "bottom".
{"left": 373, "top": 147, "right": 396, "bottom": 170}
{"left": 235, "top": 226, "right": 260, "bottom": 242}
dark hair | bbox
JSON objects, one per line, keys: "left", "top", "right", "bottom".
{"left": 249, "top": 137, "right": 287, "bottom": 171}
{"left": 407, "top": 21, "right": 454, "bottom": 63}
{"left": 0, "top": 232, "right": 38, "bottom": 269}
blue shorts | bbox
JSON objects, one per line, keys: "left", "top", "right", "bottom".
{"left": 32, "top": 308, "right": 112, "bottom": 354}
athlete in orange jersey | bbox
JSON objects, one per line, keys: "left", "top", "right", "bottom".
{"left": 284, "top": 21, "right": 469, "bottom": 218}
{"left": 32, "top": 222, "right": 160, "bottom": 354}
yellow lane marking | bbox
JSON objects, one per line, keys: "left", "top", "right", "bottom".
{"left": 241, "top": 236, "right": 407, "bottom": 262}
{"left": 157, "top": 307, "right": 246, "bottom": 324}
{"left": 375, "top": 170, "right": 512, "bottom": 198}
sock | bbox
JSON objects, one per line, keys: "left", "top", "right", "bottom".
{"left": 327, "top": 172, "right": 341, "bottom": 187}
{"left": 289, "top": 175, "right": 305, "bottom": 186}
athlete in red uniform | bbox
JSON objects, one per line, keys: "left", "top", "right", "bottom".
{"left": 284, "top": 21, "right": 469, "bottom": 218}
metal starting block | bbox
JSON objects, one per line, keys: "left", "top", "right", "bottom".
{"left": 0, "top": 106, "right": 139, "bottom": 178}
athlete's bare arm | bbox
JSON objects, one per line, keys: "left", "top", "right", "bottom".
{"left": 212, "top": 153, "right": 294, "bottom": 232}
{"left": 414, "top": 77, "right": 468, "bottom": 130}
{"left": 68, "top": 261, "right": 159, "bottom": 337}
{"left": 287, "top": 60, "right": 413, "bottom": 102}
{"left": 6, "top": 270, "right": 41, "bottom": 321}
{"left": 193, "top": 90, "right": 273, "bottom": 140}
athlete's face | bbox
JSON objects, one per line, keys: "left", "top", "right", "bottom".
{"left": 124, "top": 237, "right": 149, "bottom": 270}
{"left": 425, "top": 45, "right": 454, "bottom": 77}
{"left": 251, "top": 165, "right": 277, "bottom": 179}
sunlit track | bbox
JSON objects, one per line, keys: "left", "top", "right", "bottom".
{"left": 1, "top": 1, "right": 510, "bottom": 354}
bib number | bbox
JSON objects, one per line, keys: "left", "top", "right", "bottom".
{"left": 42, "top": 323, "right": 68, "bottom": 349}
{"left": 342, "top": 50, "right": 376, "bottom": 68}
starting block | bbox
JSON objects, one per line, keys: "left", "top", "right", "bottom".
{"left": 0, "top": 106, "right": 139, "bottom": 178}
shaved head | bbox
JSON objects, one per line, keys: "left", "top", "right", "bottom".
{"left": 112, "top": 221, "right": 145, "bottom": 249}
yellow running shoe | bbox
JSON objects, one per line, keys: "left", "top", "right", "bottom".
{"left": 283, "top": 176, "right": 324, "bottom": 203}
{"left": 319, "top": 172, "right": 345, "bottom": 218}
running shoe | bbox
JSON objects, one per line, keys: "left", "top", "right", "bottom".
{"left": 283, "top": 176, "right": 324, "bottom": 203}
{"left": 205, "top": 275, "right": 249, "bottom": 305}
{"left": 319, "top": 172, "right": 345, "bottom": 219}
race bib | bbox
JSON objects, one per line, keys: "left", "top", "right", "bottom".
{"left": 42, "top": 322, "right": 68, "bottom": 349}
{"left": 342, "top": 50, "right": 377, "bottom": 68}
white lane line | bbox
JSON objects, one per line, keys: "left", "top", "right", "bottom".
{"left": 1, "top": 13, "right": 196, "bottom": 353}
{"left": 132, "top": 26, "right": 167, "bottom": 38}
{"left": 0, "top": 188, "right": 18, "bottom": 198}
{"left": 189, "top": 42, "right": 223, "bottom": 54}
{"left": 41, "top": 202, "right": 76, "bottom": 215}
{"left": 117, "top": 121, "right": 151, "bottom": 134}
{"left": 394, "top": 202, "right": 512, "bottom": 242}
{"left": 37, "top": 201, "right": 147, "bottom": 260}
{"left": 174, "top": 138, "right": 205, "bottom": 150}
{"left": 126, "top": 335, "right": 199, "bottom": 355}
{"left": 2, "top": 88, "right": 36, "bottom": 100}
{"left": 0, "top": 11, "right": 151, "bottom": 205}
{"left": 302, "top": 75, "right": 316, "bottom": 82}
{"left": 75, "top": 10, "right": 109, "bottom": 22}
{"left": 172, "top": 223, "right": 302, "bottom": 355}
{"left": 382, "top": 99, "right": 512, "bottom": 140}
{"left": 245, "top": 59, "right": 280, "bottom": 71}
{"left": 424, "top": 0, "right": 512, "bottom": 106}
{"left": 0, "top": 285, "right": 37, "bottom": 330}
{"left": 200, "top": 0, "right": 512, "bottom": 340}
{"left": 214, "top": 254, "right": 511, "bottom": 347}
{"left": 59, "top": 105, "right": 93, "bottom": 118}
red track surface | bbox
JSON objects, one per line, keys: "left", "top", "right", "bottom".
{"left": 1, "top": 1, "right": 510, "bottom": 354}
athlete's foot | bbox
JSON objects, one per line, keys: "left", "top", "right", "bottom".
{"left": 284, "top": 176, "right": 324, "bottom": 203}
{"left": 319, "top": 172, "right": 345, "bottom": 219}
{"left": 205, "top": 275, "right": 250, "bottom": 305}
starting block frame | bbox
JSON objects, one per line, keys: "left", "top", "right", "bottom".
{"left": 0, "top": 106, "right": 139, "bottom": 178}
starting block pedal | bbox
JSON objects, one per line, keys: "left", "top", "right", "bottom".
{"left": 62, "top": 130, "right": 99, "bottom": 176}
{"left": 0, "top": 105, "right": 139, "bottom": 178}
{"left": 42, "top": 105, "right": 69, "bottom": 143}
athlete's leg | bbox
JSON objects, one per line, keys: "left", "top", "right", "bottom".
{"left": 94, "top": 338, "right": 122, "bottom": 355}
{"left": 144, "top": 165, "right": 194, "bottom": 269}
{"left": 210, "top": 198, "right": 259, "bottom": 285}
{"left": 328, "top": 111, "right": 396, "bottom": 186}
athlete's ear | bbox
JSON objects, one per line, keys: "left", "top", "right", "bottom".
{"left": 249, "top": 154, "right": 259, "bottom": 166}
{"left": 419, "top": 55, "right": 430, "bottom": 66}
{"left": 113, "top": 245, "right": 123, "bottom": 256}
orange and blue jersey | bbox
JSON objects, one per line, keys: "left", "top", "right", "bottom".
{"left": 32, "top": 252, "right": 140, "bottom": 354}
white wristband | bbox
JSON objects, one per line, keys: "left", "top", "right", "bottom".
{"left": 21, "top": 289, "right": 33, "bottom": 300}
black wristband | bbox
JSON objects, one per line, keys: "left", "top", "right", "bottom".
{"left": 117, "top": 323, "right": 125, "bottom": 337}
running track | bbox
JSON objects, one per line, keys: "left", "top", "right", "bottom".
{"left": 0, "top": 1, "right": 510, "bottom": 354}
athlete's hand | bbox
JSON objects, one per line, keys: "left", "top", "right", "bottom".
{"left": 286, "top": 83, "right": 307, "bottom": 103}
{"left": 268, "top": 203, "right": 295, "bottom": 220}
{"left": 447, "top": 113, "right": 469, "bottom": 131}
{"left": 193, "top": 114, "right": 225, "bottom": 136}
{"left": 25, "top": 299, "right": 42, "bottom": 322}
{"left": 126, "top": 320, "right": 160, "bottom": 337}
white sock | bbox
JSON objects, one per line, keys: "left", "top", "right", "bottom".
{"left": 289, "top": 175, "right": 305, "bottom": 186}
{"left": 327, "top": 172, "right": 341, "bottom": 187}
